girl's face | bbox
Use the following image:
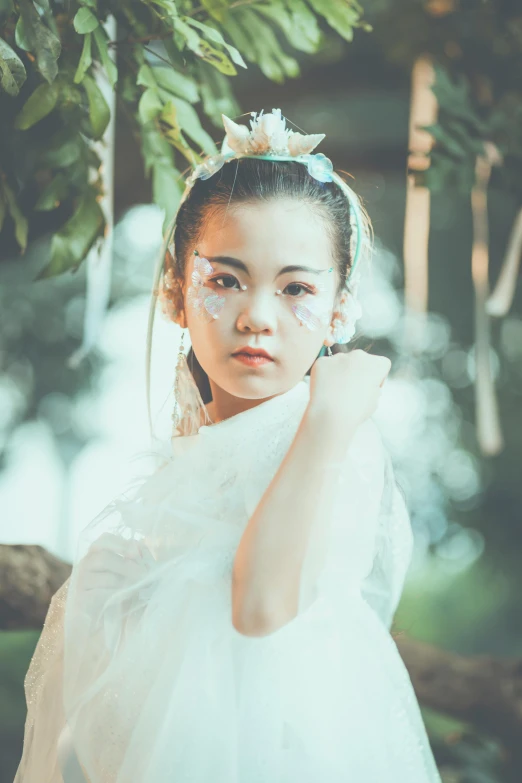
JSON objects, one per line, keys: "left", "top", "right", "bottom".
{"left": 180, "top": 198, "right": 339, "bottom": 401}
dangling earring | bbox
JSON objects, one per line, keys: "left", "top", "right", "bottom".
{"left": 326, "top": 345, "right": 333, "bottom": 357}
{"left": 171, "top": 330, "right": 210, "bottom": 437}
{"left": 172, "top": 331, "right": 186, "bottom": 435}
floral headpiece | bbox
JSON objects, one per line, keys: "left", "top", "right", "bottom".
{"left": 187, "top": 109, "right": 335, "bottom": 186}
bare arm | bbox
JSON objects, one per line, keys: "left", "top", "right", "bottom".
{"left": 231, "top": 407, "right": 357, "bottom": 637}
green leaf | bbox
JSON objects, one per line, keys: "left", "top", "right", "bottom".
{"left": 237, "top": 9, "right": 299, "bottom": 83}
{"left": 420, "top": 123, "right": 467, "bottom": 159}
{"left": 166, "top": 96, "right": 217, "bottom": 155}
{"left": 138, "top": 88, "right": 163, "bottom": 124}
{"left": 196, "top": 60, "right": 240, "bottom": 127}
{"left": 0, "top": 36, "right": 27, "bottom": 95}
{"left": 74, "top": 31, "right": 92, "bottom": 83}
{"left": 0, "top": 0, "right": 15, "bottom": 14}
{"left": 141, "top": 116, "right": 190, "bottom": 231}
{"left": 15, "top": 16, "right": 31, "bottom": 51}
{"left": 42, "top": 131, "right": 84, "bottom": 167}
{"left": 57, "top": 80, "right": 83, "bottom": 111}
{"left": 136, "top": 64, "right": 156, "bottom": 90}
{"left": 34, "top": 171, "right": 69, "bottom": 210}
{"left": 172, "top": 17, "right": 237, "bottom": 75}
{"left": 172, "top": 17, "right": 201, "bottom": 52}
{"left": 1, "top": 179, "right": 29, "bottom": 251}
{"left": 219, "top": 15, "right": 254, "bottom": 62}
{"left": 154, "top": 66, "right": 199, "bottom": 104}
{"left": 158, "top": 101, "right": 195, "bottom": 163}
{"left": 200, "top": 0, "right": 229, "bottom": 24}
{"left": 0, "top": 190, "right": 5, "bottom": 232}
{"left": 183, "top": 17, "right": 247, "bottom": 68}
{"left": 287, "top": 0, "right": 322, "bottom": 50}
{"left": 73, "top": 7, "right": 99, "bottom": 35}
{"left": 14, "top": 81, "right": 59, "bottom": 129}
{"left": 82, "top": 74, "right": 110, "bottom": 139}
{"left": 306, "top": 0, "right": 361, "bottom": 42}
{"left": 138, "top": 62, "right": 200, "bottom": 104}
{"left": 19, "top": 0, "right": 61, "bottom": 83}
{"left": 92, "top": 26, "right": 117, "bottom": 88}
{"left": 36, "top": 191, "right": 105, "bottom": 279}
{"left": 152, "top": 161, "right": 184, "bottom": 230}
{"left": 255, "top": 0, "right": 321, "bottom": 55}
{"left": 196, "top": 40, "right": 236, "bottom": 75}
{"left": 431, "top": 67, "right": 486, "bottom": 133}
{"left": 141, "top": 123, "right": 173, "bottom": 177}
{"left": 162, "top": 37, "right": 185, "bottom": 71}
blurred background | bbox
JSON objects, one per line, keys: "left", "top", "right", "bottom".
{"left": 1, "top": 1, "right": 521, "bottom": 781}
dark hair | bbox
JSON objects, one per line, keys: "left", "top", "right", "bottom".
{"left": 166, "top": 158, "right": 359, "bottom": 403}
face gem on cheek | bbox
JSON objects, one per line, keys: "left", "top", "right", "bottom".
{"left": 291, "top": 302, "right": 330, "bottom": 330}
{"left": 191, "top": 255, "right": 214, "bottom": 287}
{"left": 277, "top": 279, "right": 331, "bottom": 330}
{"left": 188, "top": 286, "right": 226, "bottom": 321}
{"left": 188, "top": 255, "right": 226, "bottom": 321}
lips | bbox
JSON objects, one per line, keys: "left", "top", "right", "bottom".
{"left": 232, "top": 347, "right": 274, "bottom": 360}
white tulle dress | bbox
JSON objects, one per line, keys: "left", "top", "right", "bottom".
{"left": 14, "top": 376, "right": 442, "bottom": 783}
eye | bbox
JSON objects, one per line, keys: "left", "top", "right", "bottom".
{"left": 210, "top": 274, "right": 241, "bottom": 291}
{"left": 283, "top": 282, "right": 316, "bottom": 298}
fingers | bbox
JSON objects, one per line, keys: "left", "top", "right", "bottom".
{"left": 85, "top": 549, "right": 146, "bottom": 578}
{"left": 88, "top": 533, "right": 145, "bottom": 563}
{"left": 136, "top": 540, "right": 156, "bottom": 566}
{"left": 80, "top": 559, "right": 148, "bottom": 591}
{"left": 88, "top": 533, "right": 133, "bottom": 558}
{"left": 77, "top": 536, "right": 156, "bottom": 623}
{"left": 79, "top": 541, "right": 152, "bottom": 598}
{"left": 81, "top": 570, "right": 125, "bottom": 591}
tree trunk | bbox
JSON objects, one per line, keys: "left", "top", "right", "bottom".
{"left": 0, "top": 544, "right": 71, "bottom": 630}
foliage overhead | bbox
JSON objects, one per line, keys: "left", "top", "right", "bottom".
{"left": 0, "top": 0, "right": 368, "bottom": 278}
{"left": 1, "top": 0, "right": 522, "bottom": 277}
{"left": 369, "top": 0, "right": 522, "bottom": 197}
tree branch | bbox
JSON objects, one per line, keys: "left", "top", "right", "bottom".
{"left": 0, "top": 544, "right": 71, "bottom": 630}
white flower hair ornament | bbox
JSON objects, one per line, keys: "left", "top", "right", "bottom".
{"left": 146, "top": 109, "right": 369, "bottom": 437}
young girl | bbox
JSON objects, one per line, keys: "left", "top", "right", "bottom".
{"left": 14, "top": 109, "right": 442, "bottom": 782}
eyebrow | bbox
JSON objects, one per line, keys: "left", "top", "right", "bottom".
{"left": 205, "top": 255, "right": 328, "bottom": 280}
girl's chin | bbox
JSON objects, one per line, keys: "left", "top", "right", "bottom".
{"left": 217, "top": 368, "right": 285, "bottom": 399}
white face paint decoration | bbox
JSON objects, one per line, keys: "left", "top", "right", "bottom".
{"left": 275, "top": 268, "right": 333, "bottom": 331}
{"left": 187, "top": 250, "right": 226, "bottom": 322}
{"left": 188, "top": 249, "right": 335, "bottom": 332}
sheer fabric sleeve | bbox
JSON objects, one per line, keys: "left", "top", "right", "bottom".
{"left": 240, "top": 417, "right": 392, "bottom": 627}
{"left": 13, "top": 578, "right": 71, "bottom": 783}
{"left": 359, "top": 452, "right": 414, "bottom": 629}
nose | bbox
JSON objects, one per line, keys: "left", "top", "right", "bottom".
{"left": 236, "top": 291, "right": 277, "bottom": 334}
